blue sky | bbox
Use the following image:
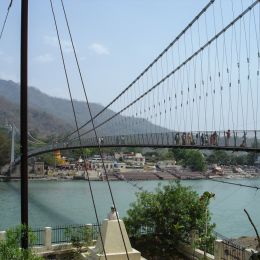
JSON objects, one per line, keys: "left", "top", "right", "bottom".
{"left": 0, "top": 0, "right": 209, "bottom": 105}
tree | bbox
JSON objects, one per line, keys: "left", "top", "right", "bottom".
{"left": 171, "top": 148, "right": 187, "bottom": 163}
{"left": 0, "top": 225, "right": 43, "bottom": 260}
{"left": 124, "top": 181, "right": 215, "bottom": 255}
{"left": 206, "top": 150, "right": 229, "bottom": 164}
{"left": 246, "top": 152, "right": 257, "bottom": 166}
{"left": 172, "top": 149, "right": 206, "bottom": 171}
{"left": 206, "top": 150, "right": 256, "bottom": 166}
{"left": 183, "top": 150, "right": 206, "bottom": 171}
{"left": 37, "top": 152, "right": 55, "bottom": 166}
{"left": 0, "top": 129, "right": 11, "bottom": 167}
{"left": 123, "top": 147, "right": 142, "bottom": 154}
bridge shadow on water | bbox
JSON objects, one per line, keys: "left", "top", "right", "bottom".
{"left": 5, "top": 182, "right": 76, "bottom": 226}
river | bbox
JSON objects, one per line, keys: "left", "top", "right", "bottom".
{"left": 0, "top": 179, "right": 259, "bottom": 238}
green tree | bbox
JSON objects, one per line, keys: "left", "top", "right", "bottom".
{"left": 183, "top": 150, "right": 206, "bottom": 171}
{"left": 172, "top": 149, "right": 206, "bottom": 171}
{"left": 0, "top": 129, "right": 11, "bottom": 167}
{"left": 206, "top": 150, "right": 256, "bottom": 166}
{"left": 246, "top": 152, "right": 257, "bottom": 166}
{"left": 123, "top": 147, "right": 142, "bottom": 154}
{"left": 206, "top": 150, "right": 229, "bottom": 164}
{"left": 171, "top": 148, "right": 187, "bottom": 163}
{"left": 159, "top": 150, "right": 174, "bottom": 160}
{"left": 37, "top": 152, "right": 55, "bottom": 166}
{"left": 0, "top": 225, "right": 43, "bottom": 260}
{"left": 124, "top": 181, "right": 215, "bottom": 255}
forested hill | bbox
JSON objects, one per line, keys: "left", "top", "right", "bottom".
{"left": 0, "top": 96, "right": 72, "bottom": 137}
{"left": 0, "top": 79, "right": 167, "bottom": 138}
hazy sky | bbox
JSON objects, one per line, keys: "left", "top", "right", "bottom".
{"left": 0, "top": 0, "right": 210, "bottom": 105}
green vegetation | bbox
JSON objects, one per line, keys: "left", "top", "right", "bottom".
{"left": 0, "top": 225, "right": 43, "bottom": 260}
{"left": 0, "top": 128, "right": 10, "bottom": 168}
{"left": 124, "top": 181, "right": 215, "bottom": 257}
{"left": 64, "top": 226, "right": 93, "bottom": 259}
{"left": 171, "top": 149, "right": 206, "bottom": 171}
{"left": 182, "top": 150, "right": 206, "bottom": 171}
{"left": 206, "top": 150, "right": 257, "bottom": 165}
{"left": 37, "top": 152, "right": 56, "bottom": 166}
{"left": 0, "top": 79, "right": 166, "bottom": 137}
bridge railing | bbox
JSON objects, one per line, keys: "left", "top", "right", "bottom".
{"left": 27, "top": 129, "right": 260, "bottom": 158}
{"left": 76, "top": 130, "right": 259, "bottom": 149}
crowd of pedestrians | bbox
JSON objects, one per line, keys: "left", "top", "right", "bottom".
{"left": 174, "top": 130, "right": 248, "bottom": 147}
{"left": 95, "top": 130, "right": 250, "bottom": 148}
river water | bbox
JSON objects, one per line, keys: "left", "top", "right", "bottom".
{"left": 0, "top": 179, "right": 259, "bottom": 238}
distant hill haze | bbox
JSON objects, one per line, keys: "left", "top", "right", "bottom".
{"left": 0, "top": 79, "right": 167, "bottom": 139}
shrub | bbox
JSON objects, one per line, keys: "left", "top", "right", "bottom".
{"left": 0, "top": 225, "right": 43, "bottom": 260}
{"left": 124, "top": 181, "right": 215, "bottom": 254}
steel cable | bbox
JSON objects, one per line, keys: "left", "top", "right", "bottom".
{"left": 58, "top": 0, "right": 216, "bottom": 142}
{"left": 0, "top": 0, "right": 13, "bottom": 41}
{"left": 49, "top": 1, "right": 108, "bottom": 258}
{"left": 68, "top": 0, "right": 259, "bottom": 141}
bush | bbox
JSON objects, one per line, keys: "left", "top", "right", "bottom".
{"left": 124, "top": 181, "right": 215, "bottom": 255}
{"left": 0, "top": 225, "right": 43, "bottom": 260}
{"left": 172, "top": 149, "right": 206, "bottom": 172}
{"left": 64, "top": 225, "right": 93, "bottom": 258}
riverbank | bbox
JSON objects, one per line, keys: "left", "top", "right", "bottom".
{"left": 1, "top": 165, "right": 259, "bottom": 182}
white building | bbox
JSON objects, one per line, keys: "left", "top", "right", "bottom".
{"left": 123, "top": 152, "right": 145, "bottom": 167}
{"left": 156, "top": 160, "right": 176, "bottom": 169}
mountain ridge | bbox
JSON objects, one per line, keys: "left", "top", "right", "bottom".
{"left": 0, "top": 79, "right": 167, "bottom": 138}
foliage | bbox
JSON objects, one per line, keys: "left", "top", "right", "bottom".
{"left": 144, "top": 149, "right": 175, "bottom": 162}
{"left": 37, "top": 152, "right": 55, "bottom": 166}
{"left": 172, "top": 149, "right": 206, "bottom": 171}
{"left": 0, "top": 225, "right": 43, "bottom": 260}
{"left": 71, "top": 147, "right": 118, "bottom": 159}
{"left": 206, "top": 150, "right": 228, "bottom": 164}
{"left": 64, "top": 226, "right": 93, "bottom": 258}
{"left": 71, "top": 148, "right": 98, "bottom": 158}
{"left": 123, "top": 147, "right": 142, "bottom": 154}
{"left": 206, "top": 150, "right": 256, "bottom": 166}
{"left": 183, "top": 150, "right": 207, "bottom": 171}
{"left": 0, "top": 129, "right": 11, "bottom": 168}
{"left": 124, "top": 181, "right": 215, "bottom": 255}
{"left": 246, "top": 153, "right": 258, "bottom": 166}
{"left": 171, "top": 149, "right": 187, "bottom": 162}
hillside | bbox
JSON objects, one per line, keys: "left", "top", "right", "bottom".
{"left": 0, "top": 96, "right": 73, "bottom": 137}
{"left": 0, "top": 79, "right": 167, "bottom": 138}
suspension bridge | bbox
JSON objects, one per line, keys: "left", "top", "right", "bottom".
{"left": 3, "top": 0, "right": 259, "bottom": 162}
